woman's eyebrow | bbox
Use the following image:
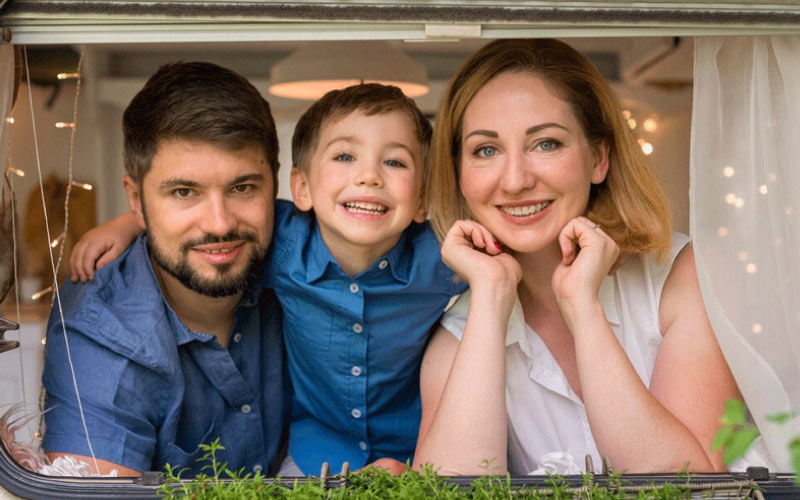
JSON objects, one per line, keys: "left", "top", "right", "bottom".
{"left": 464, "top": 129, "right": 498, "bottom": 140}
{"left": 525, "top": 122, "right": 568, "bottom": 135}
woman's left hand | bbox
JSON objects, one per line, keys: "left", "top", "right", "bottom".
{"left": 551, "top": 216, "right": 620, "bottom": 312}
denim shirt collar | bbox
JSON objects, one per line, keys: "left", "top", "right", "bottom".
{"left": 304, "top": 220, "right": 412, "bottom": 284}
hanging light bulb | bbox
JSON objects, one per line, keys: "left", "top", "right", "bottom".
{"left": 55, "top": 122, "right": 76, "bottom": 129}
{"left": 70, "top": 180, "right": 93, "bottom": 191}
{"left": 5, "top": 166, "right": 24, "bottom": 177}
{"left": 50, "top": 232, "right": 66, "bottom": 249}
{"left": 57, "top": 72, "right": 81, "bottom": 80}
{"left": 31, "top": 285, "right": 54, "bottom": 301}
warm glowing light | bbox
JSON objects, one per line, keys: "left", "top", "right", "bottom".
{"left": 746, "top": 263, "right": 758, "bottom": 274}
{"left": 55, "top": 122, "right": 76, "bottom": 129}
{"left": 5, "top": 117, "right": 14, "bottom": 124}
{"left": 768, "top": 173, "right": 777, "bottom": 182}
{"left": 57, "top": 72, "right": 81, "bottom": 80}
{"left": 641, "top": 142, "right": 653, "bottom": 155}
{"left": 717, "top": 227, "right": 728, "bottom": 237}
{"left": 737, "top": 251, "right": 749, "bottom": 262}
{"left": 724, "top": 193, "right": 737, "bottom": 204}
{"left": 752, "top": 323, "right": 763, "bottom": 334}
{"left": 6, "top": 166, "right": 24, "bottom": 177}
{"left": 40, "top": 337, "right": 47, "bottom": 345}
{"left": 759, "top": 185, "right": 768, "bottom": 195}
{"left": 786, "top": 206, "right": 794, "bottom": 216}
{"left": 642, "top": 118, "right": 657, "bottom": 132}
{"left": 626, "top": 118, "right": 637, "bottom": 129}
{"left": 50, "top": 232, "right": 66, "bottom": 249}
{"left": 31, "top": 285, "right": 54, "bottom": 301}
{"left": 734, "top": 198, "right": 745, "bottom": 208}
{"left": 70, "top": 180, "right": 93, "bottom": 191}
{"left": 622, "top": 110, "right": 631, "bottom": 120}
{"left": 723, "top": 166, "right": 735, "bottom": 177}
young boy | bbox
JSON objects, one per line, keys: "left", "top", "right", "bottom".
{"left": 70, "top": 83, "right": 465, "bottom": 476}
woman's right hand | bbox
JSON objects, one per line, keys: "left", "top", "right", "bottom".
{"left": 441, "top": 219, "right": 522, "bottom": 298}
{"left": 70, "top": 211, "right": 142, "bottom": 282}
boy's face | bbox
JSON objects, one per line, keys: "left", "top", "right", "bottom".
{"left": 291, "top": 109, "right": 425, "bottom": 260}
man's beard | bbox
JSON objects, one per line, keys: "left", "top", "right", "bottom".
{"left": 147, "top": 231, "right": 266, "bottom": 298}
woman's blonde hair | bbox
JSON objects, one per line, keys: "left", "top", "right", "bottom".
{"left": 427, "top": 38, "right": 672, "bottom": 258}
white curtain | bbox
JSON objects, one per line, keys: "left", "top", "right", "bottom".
{"left": 691, "top": 36, "right": 800, "bottom": 471}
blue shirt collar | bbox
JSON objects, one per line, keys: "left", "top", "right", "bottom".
{"left": 304, "top": 220, "right": 412, "bottom": 284}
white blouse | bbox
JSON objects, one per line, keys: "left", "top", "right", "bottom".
{"left": 440, "top": 233, "right": 691, "bottom": 474}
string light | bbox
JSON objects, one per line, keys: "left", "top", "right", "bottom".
{"left": 723, "top": 166, "right": 735, "bottom": 177}
{"left": 724, "top": 193, "right": 737, "bottom": 204}
{"left": 752, "top": 323, "right": 763, "bottom": 334}
{"left": 759, "top": 184, "right": 768, "bottom": 195}
{"left": 768, "top": 173, "right": 777, "bottom": 182}
{"left": 717, "top": 226, "right": 729, "bottom": 237}
{"left": 785, "top": 206, "right": 793, "bottom": 216}
{"left": 50, "top": 232, "right": 66, "bottom": 249}
{"left": 57, "top": 72, "right": 81, "bottom": 80}
{"left": 746, "top": 262, "right": 758, "bottom": 274}
{"left": 622, "top": 110, "right": 631, "bottom": 120}
{"left": 626, "top": 118, "right": 637, "bottom": 129}
{"left": 55, "top": 122, "right": 76, "bottom": 129}
{"left": 5, "top": 117, "right": 14, "bottom": 124}
{"left": 641, "top": 142, "right": 653, "bottom": 155}
{"left": 5, "top": 166, "right": 24, "bottom": 177}
{"left": 642, "top": 118, "right": 657, "bottom": 132}
{"left": 70, "top": 180, "right": 93, "bottom": 191}
{"left": 734, "top": 197, "right": 745, "bottom": 208}
{"left": 737, "top": 251, "right": 749, "bottom": 262}
{"left": 31, "top": 285, "right": 54, "bottom": 301}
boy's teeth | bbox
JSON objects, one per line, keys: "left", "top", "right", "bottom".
{"left": 500, "top": 201, "right": 550, "bottom": 217}
{"left": 345, "top": 201, "right": 387, "bottom": 214}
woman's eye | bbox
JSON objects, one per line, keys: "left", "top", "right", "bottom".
{"left": 537, "top": 139, "right": 561, "bottom": 152}
{"left": 334, "top": 153, "right": 354, "bottom": 162}
{"left": 475, "top": 146, "right": 497, "bottom": 158}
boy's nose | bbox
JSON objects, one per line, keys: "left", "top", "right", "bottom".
{"left": 354, "top": 162, "right": 384, "bottom": 187}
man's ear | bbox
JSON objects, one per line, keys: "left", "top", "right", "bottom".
{"left": 290, "top": 167, "right": 314, "bottom": 212}
{"left": 591, "top": 141, "right": 610, "bottom": 185}
{"left": 122, "top": 175, "right": 147, "bottom": 230}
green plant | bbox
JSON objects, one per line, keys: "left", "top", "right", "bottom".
{"left": 158, "top": 439, "right": 759, "bottom": 499}
{"left": 713, "top": 399, "right": 800, "bottom": 483}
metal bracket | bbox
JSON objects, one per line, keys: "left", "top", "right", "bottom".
{"left": 0, "top": 317, "right": 19, "bottom": 353}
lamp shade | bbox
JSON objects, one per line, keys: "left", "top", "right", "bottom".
{"left": 269, "top": 41, "right": 429, "bottom": 100}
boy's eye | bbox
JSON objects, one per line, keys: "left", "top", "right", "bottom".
{"left": 536, "top": 139, "right": 561, "bottom": 152}
{"left": 474, "top": 145, "right": 497, "bottom": 158}
{"left": 384, "top": 159, "right": 407, "bottom": 168}
{"left": 334, "top": 153, "right": 354, "bottom": 162}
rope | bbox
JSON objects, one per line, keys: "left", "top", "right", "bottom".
{"left": 23, "top": 46, "right": 99, "bottom": 474}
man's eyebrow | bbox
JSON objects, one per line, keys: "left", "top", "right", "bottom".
{"left": 231, "top": 173, "right": 265, "bottom": 184}
{"left": 159, "top": 178, "right": 199, "bottom": 190}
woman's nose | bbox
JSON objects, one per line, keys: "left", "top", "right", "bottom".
{"left": 500, "top": 151, "right": 536, "bottom": 193}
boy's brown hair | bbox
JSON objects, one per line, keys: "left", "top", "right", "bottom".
{"left": 291, "top": 83, "right": 432, "bottom": 180}
{"left": 123, "top": 61, "right": 280, "bottom": 190}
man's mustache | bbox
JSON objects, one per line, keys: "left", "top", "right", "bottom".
{"left": 180, "top": 231, "right": 258, "bottom": 252}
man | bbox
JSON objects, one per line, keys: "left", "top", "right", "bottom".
{"left": 41, "top": 62, "right": 286, "bottom": 477}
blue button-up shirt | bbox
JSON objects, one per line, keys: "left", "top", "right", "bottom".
{"left": 264, "top": 201, "right": 465, "bottom": 474}
{"left": 42, "top": 234, "right": 287, "bottom": 475}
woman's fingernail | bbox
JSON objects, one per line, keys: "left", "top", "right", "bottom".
{"left": 494, "top": 242, "right": 502, "bottom": 251}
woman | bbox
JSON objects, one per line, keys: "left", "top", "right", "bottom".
{"left": 412, "top": 38, "right": 740, "bottom": 475}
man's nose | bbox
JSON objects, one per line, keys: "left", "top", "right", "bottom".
{"left": 200, "top": 194, "right": 237, "bottom": 235}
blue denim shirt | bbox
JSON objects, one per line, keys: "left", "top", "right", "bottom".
{"left": 42, "top": 234, "right": 287, "bottom": 475}
{"left": 264, "top": 201, "right": 466, "bottom": 474}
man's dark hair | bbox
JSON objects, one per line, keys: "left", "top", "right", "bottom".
{"left": 123, "top": 61, "right": 279, "bottom": 188}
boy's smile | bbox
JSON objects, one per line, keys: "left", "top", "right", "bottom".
{"left": 291, "top": 109, "right": 426, "bottom": 276}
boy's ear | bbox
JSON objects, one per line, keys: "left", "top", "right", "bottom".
{"left": 590, "top": 141, "right": 610, "bottom": 185}
{"left": 122, "top": 175, "right": 147, "bottom": 230}
{"left": 413, "top": 200, "right": 426, "bottom": 223}
{"left": 290, "top": 167, "right": 314, "bottom": 212}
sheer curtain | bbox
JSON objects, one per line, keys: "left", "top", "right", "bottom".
{"left": 691, "top": 36, "right": 800, "bottom": 471}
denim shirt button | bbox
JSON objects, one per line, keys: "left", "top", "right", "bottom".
{"left": 232, "top": 332, "right": 242, "bottom": 343}
{"left": 241, "top": 404, "right": 252, "bottom": 414}
{"left": 351, "top": 366, "right": 362, "bottom": 376}
{"left": 253, "top": 464, "right": 263, "bottom": 473}
{"left": 359, "top": 441, "right": 368, "bottom": 451}
{"left": 378, "top": 260, "right": 388, "bottom": 270}
{"left": 351, "top": 408, "right": 362, "bottom": 418}
{"left": 352, "top": 323, "right": 363, "bottom": 334}
{"left": 349, "top": 283, "right": 359, "bottom": 294}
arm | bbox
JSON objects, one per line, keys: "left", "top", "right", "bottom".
{"left": 44, "top": 452, "right": 141, "bottom": 477}
{"left": 70, "top": 210, "right": 142, "bottom": 282}
{"left": 554, "top": 221, "right": 736, "bottom": 472}
{"left": 412, "top": 220, "right": 520, "bottom": 475}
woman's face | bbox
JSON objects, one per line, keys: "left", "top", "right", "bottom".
{"left": 459, "top": 71, "right": 608, "bottom": 253}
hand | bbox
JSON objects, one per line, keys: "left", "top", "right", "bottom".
{"left": 551, "top": 216, "right": 620, "bottom": 312}
{"left": 358, "top": 457, "right": 407, "bottom": 476}
{"left": 69, "top": 211, "right": 141, "bottom": 282}
{"left": 441, "top": 220, "right": 521, "bottom": 289}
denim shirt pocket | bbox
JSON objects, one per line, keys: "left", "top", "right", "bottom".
{"left": 281, "top": 292, "right": 335, "bottom": 353}
{"left": 160, "top": 419, "right": 217, "bottom": 474}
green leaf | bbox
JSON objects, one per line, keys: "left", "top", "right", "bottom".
{"left": 766, "top": 412, "right": 793, "bottom": 425}
{"left": 722, "top": 427, "right": 759, "bottom": 465}
{"left": 711, "top": 425, "right": 734, "bottom": 451}
{"left": 720, "top": 399, "right": 746, "bottom": 426}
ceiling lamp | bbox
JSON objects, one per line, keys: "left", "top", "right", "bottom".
{"left": 269, "top": 41, "right": 429, "bottom": 100}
